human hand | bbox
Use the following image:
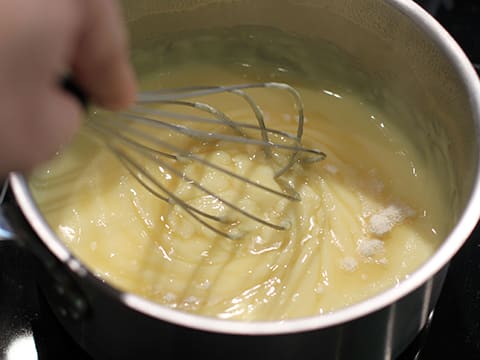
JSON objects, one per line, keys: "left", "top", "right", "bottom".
{"left": 0, "top": 0, "right": 137, "bottom": 176}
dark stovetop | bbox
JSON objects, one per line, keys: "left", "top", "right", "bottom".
{"left": 1, "top": 1, "right": 480, "bottom": 359}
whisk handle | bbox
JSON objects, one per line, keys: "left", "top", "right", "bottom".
{"left": 61, "top": 77, "right": 88, "bottom": 109}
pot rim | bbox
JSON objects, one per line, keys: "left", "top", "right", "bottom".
{"left": 8, "top": 0, "right": 480, "bottom": 335}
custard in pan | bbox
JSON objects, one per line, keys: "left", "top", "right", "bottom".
{"left": 30, "top": 27, "right": 450, "bottom": 320}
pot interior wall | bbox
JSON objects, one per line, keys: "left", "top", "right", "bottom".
{"left": 120, "top": 0, "right": 478, "bottom": 229}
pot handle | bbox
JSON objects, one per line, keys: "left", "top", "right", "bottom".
{"left": 0, "top": 180, "right": 16, "bottom": 241}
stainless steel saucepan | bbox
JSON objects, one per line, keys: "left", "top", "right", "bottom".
{"left": 1, "top": 1, "right": 480, "bottom": 359}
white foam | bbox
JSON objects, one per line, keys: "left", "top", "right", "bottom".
{"left": 340, "top": 256, "right": 358, "bottom": 272}
{"left": 163, "top": 292, "right": 177, "bottom": 303}
{"left": 357, "top": 238, "right": 385, "bottom": 258}
{"left": 368, "top": 204, "right": 415, "bottom": 236}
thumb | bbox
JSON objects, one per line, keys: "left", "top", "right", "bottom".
{"left": 72, "top": 0, "right": 137, "bottom": 110}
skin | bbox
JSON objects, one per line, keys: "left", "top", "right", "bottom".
{"left": 0, "top": 0, "right": 137, "bottom": 176}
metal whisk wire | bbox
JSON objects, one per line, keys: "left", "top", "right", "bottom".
{"left": 88, "top": 82, "right": 326, "bottom": 239}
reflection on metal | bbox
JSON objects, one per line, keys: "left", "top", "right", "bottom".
{"left": 5, "top": 333, "right": 37, "bottom": 360}
{"left": 383, "top": 303, "right": 397, "bottom": 360}
{"left": 0, "top": 180, "right": 15, "bottom": 241}
{"left": 419, "top": 279, "right": 434, "bottom": 330}
{"left": 0, "top": 180, "right": 6, "bottom": 204}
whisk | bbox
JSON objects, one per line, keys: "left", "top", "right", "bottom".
{"left": 75, "top": 81, "right": 326, "bottom": 239}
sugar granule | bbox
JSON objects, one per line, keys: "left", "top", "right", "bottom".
{"left": 357, "top": 238, "right": 385, "bottom": 258}
{"left": 369, "top": 204, "right": 415, "bottom": 236}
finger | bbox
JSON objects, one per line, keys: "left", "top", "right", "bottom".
{"left": 0, "top": 88, "right": 82, "bottom": 174}
{"left": 72, "top": 0, "right": 137, "bottom": 110}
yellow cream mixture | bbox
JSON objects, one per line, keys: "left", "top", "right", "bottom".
{"left": 29, "top": 28, "right": 449, "bottom": 320}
